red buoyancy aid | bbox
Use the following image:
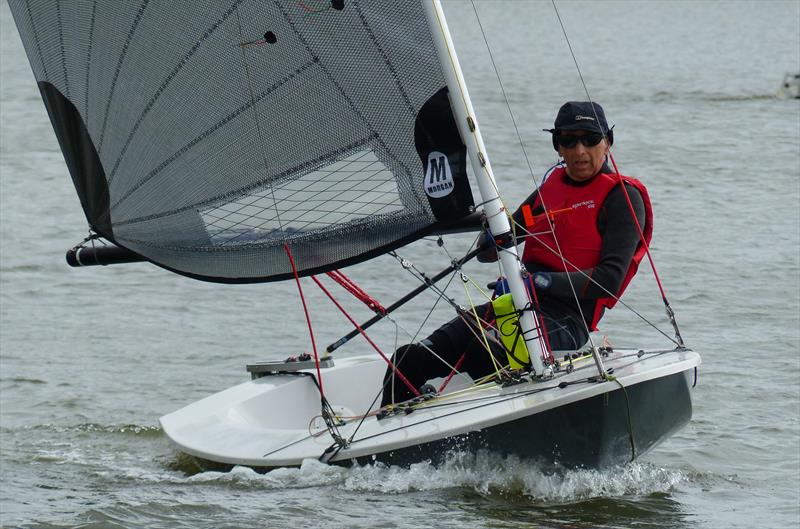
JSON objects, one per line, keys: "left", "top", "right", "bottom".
{"left": 521, "top": 166, "right": 653, "bottom": 330}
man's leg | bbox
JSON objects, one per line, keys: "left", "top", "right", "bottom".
{"left": 380, "top": 308, "right": 493, "bottom": 407}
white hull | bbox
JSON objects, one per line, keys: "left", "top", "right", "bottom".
{"left": 160, "top": 348, "right": 701, "bottom": 469}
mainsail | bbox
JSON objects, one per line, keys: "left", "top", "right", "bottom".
{"left": 9, "top": 0, "right": 475, "bottom": 282}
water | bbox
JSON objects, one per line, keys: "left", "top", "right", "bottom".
{"left": 1, "top": 1, "right": 798, "bottom": 528}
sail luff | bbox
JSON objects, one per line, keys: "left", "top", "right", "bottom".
{"left": 421, "top": 0, "right": 547, "bottom": 375}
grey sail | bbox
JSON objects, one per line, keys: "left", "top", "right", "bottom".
{"left": 9, "top": 0, "right": 475, "bottom": 282}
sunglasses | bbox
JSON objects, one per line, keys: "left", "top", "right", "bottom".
{"left": 555, "top": 133, "right": 604, "bottom": 148}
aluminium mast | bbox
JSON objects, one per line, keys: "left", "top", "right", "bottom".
{"left": 421, "top": 0, "right": 548, "bottom": 376}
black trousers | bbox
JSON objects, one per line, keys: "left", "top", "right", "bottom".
{"left": 380, "top": 302, "right": 588, "bottom": 406}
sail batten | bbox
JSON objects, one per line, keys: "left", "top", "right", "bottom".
{"left": 105, "top": 2, "right": 244, "bottom": 186}
{"left": 96, "top": 1, "right": 149, "bottom": 155}
{"left": 10, "top": 0, "right": 476, "bottom": 282}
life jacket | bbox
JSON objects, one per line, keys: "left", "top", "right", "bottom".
{"left": 521, "top": 166, "right": 653, "bottom": 330}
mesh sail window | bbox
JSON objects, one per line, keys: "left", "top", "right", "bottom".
{"left": 10, "top": 0, "right": 475, "bottom": 282}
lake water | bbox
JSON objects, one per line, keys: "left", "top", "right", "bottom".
{"left": 1, "top": 1, "right": 799, "bottom": 528}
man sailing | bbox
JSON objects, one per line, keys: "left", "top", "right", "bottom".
{"left": 382, "top": 101, "right": 652, "bottom": 406}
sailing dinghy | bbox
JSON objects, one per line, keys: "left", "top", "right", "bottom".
{"left": 9, "top": 0, "right": 700, "bottom": 469}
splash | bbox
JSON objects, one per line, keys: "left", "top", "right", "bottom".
{"left": 160, "top": 451, "right": 688, "bottom": 502}
{"left": 23, "top": 423, "right": 162, "bottom": 436}
{"left": 342, "top": 451, "right": 687, "bottom": 501}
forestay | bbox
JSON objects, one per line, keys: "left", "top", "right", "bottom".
{"left": 9, "top": 0, "right": 475, "bottom": 282}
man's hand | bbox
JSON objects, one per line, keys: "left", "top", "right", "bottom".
{"left": 476, "top": 231, "right": 499, "bottom": 263}
{"left": 532, "top": 272, "right": 552, "bottom": 291}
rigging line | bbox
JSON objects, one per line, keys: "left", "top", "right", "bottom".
{"left": 273, "top": 372, "right": 561, "bottom": 460}
{"left": 457, "top": 263, "right": 550, "bottom": 367}
{"left": 313, "top": 281, "right": 462, "bottom": 447}
{"left": 335, "top": 314, "right": 410, "bottom": 446}
{"left": 518, "top": 204, "right": 598, "bottom": 354}
{"left": 260, "top": 373, "right": 345, "bottom": 458}
{"left": 385, "top": 233, "right": 512, "bottom": 369}
{"left": 427, "top": 346, "right": 673, "bottom": 407}
{"left": 389, "top": 315, "right": 400, "bottom": 413}
{"left": 545, "top": 3, "right": 610, "bottom": 357}
{"left": 234, "top": 6, "right": 286, "bottom": 238}
{"left": 326, "top": 247, "right": 483, "bottom": 353}
{"left": 520, "top": 165, "right": 598, "bottom": 354}
{"left": 391, "top": 255, "right": 500, "bottom": 360}
{"left": 390, "top": 252, "right": 460, "bottom": 311}
{"left": 390, "top": 245, "right": 510, "bottom": 356}
{"left": 551, "top": 0, "right": 595, "bottom": 111}
{"left": 354, "top": 344, "right": 673, "bottom": 424}
{"left": 438, "top": 352, "right": 467, "bottom": 393}
{"left": 322, "top": 301, "right": 402, "bottom": 424}
{"left": 551, "top": 2, "right": 683, "bottom": 348}
{"left": 404, "top": 270, "right": 459, "bottom": 349}
{"left": 609, "top": 153, "right": 685, "bottom": 347}
{"left": 379, "top": 248, "right": 497, "bottom": 396}
{"left": 342, "top": 377, "right": 604, "bottom": 449}
{"left": 275, "top": 352, "right": 653, "bottom": 457}
{"left": 283, "top": 244, "right": 323, "bottom": 395}
{"left": 468, "top": 0, "right": 539, "bottom": 185}
{"left": 310, "top": 274, "right": 420, "bottom": 398}
{"left": 513, "top": 219, "right": 681, "bottom": 347}
{"left": 549, "top": 4, "right": 611, "bottom": 156}
{"left": 525, "top": 275, "right": 557, "bottom": 362}
{"left": 461, "top": 280, "right": 504, "bottom": 374}
{"left": 608, "top": 376, "right": 637, "bottom": 461}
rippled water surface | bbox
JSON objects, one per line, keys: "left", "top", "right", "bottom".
{"left": 2, "top": 1, "right": 799, "bottom": 528}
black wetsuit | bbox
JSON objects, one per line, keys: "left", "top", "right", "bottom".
{"left": 381, "top": 166, "right": 646, "bottom": 406}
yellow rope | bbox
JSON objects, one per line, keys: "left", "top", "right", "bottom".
{"left": 461, "top": 277, "right": 505, "bottom": 374}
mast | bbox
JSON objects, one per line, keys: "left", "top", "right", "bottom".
{"left": 422, "top": 1, "right": 547, "bottom": 376}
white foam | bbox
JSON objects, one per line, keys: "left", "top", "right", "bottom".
{"left": 134, "top": 451, "right": 689, "bottom": 501}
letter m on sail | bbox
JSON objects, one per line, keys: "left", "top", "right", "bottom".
{"left": 428, "top": 155, "right": 447, "bottom": 183}
{"left": 424, "top": 151, "right": 454, "bottom": 198}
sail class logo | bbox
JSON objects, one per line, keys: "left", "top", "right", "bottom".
{"left": 424, "top": 151, "right": 455, "bottom": 198}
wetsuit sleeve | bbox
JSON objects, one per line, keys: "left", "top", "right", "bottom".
{"left": 544, "top": 184, "right": 646, "bottom": 299}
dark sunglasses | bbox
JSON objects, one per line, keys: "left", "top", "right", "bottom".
{"left": 555, "top": 133, "right": 604, "bottom": 148}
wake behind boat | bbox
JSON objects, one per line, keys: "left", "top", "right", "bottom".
{"left": 9, "top": 0, "right": 700, "bottom": 471}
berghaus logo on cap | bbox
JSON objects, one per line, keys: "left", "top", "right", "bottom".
{"left": 575, "top": 115, "right": 596, "bottom": 121}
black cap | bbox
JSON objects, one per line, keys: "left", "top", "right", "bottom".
{"left": 550, "top": 101, "right": 610, "bottom": 134}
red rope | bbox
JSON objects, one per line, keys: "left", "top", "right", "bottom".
{"left": 310, "top": 275, "right": 421, "bottom": 398}
{"left": 525, "top": 275, "right": 555, "bottom": 364}
{"left": 438, "top": 353, "right": 465, "bottom": 393}
{"left": 325, "top": 270, "right": 386, "bottom": 314}
{"left": 283, "top": 244, "right": 324, "bottom": 395}
{"left": 608, "top": 153, "right": 668, "bottom": 301}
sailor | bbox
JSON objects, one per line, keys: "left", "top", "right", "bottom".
{"left": 381, "top": 101, "right": 652, "bottom": 407}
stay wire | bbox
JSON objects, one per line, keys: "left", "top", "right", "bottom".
{"left": 512, "top": 219, "right": 682, "bottom": 348}
{"left": 521, "top": 165, "right": 599, "bottom": 354}
{"left": 470, "top": 1, "right": 558, "bottom": 366}
{"left": 552, "top": 0, "right": 685, "bottom": 347}
{"left": 469, "top": 1, "right": 596, "bottom": 362}
{"left": 468, "top": 0, "right": 539, "bottom": 185}
{"left": 379, "top": 243, "right": 478, "bottom": 409}
{"left": 551, "top": 1, "right": 594, "bottom": 112}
